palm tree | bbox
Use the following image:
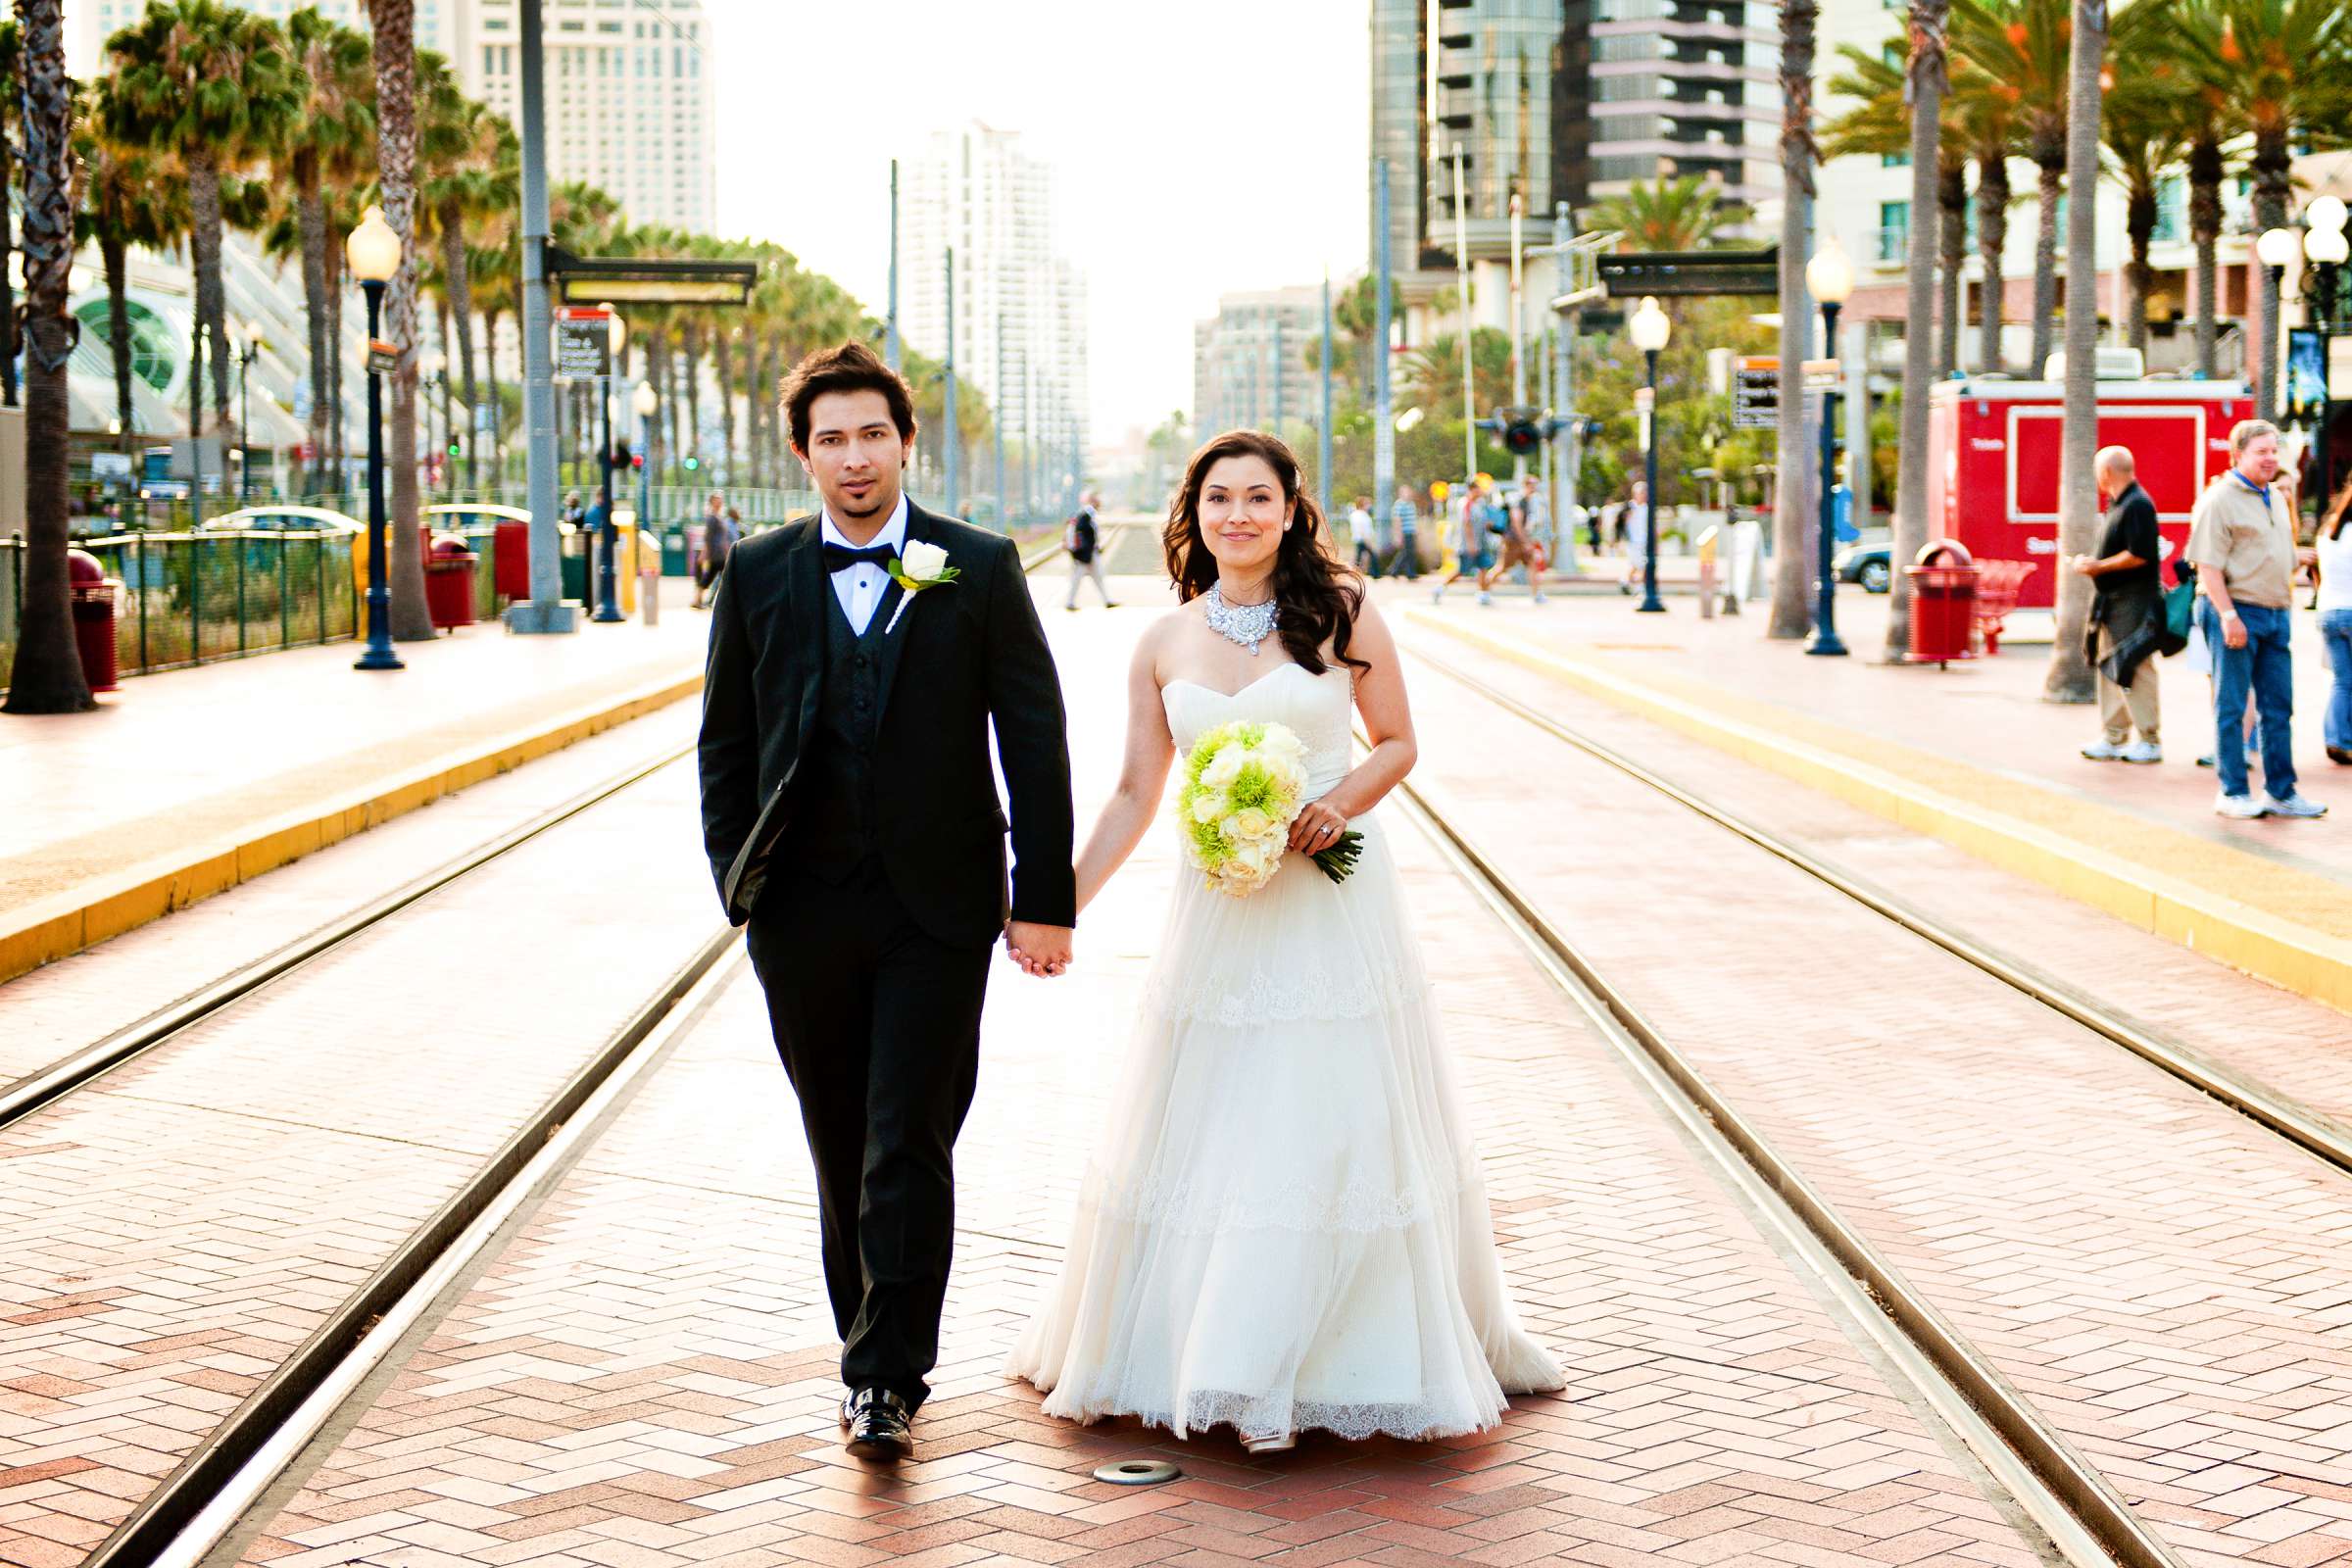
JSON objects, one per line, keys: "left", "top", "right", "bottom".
{"left": 75, "top": 82, "right": 191, "bottom": 455}
{"left": 2046, "top": 0, "right": 2107, "bottom": 703}
{"left": 2100, "top": 16, "right": 2192, "bottom": 353}
{"left": 2195, "top": 0, "right": 2352, "bottom": 417}
{"left": 105, "top": 1, "right": 303, "bottom": 449}
{"left": 363, "top": 0, "right": 433, "bottom": 639}
{"left": 1888, "top": 0, "right": 1951, "bottom": 661}
{"left": 1586, "top": 175, "right": 1732, "bottom": 252}
{"left": 280, "top": 7, "right": 373, "bottom": 495}
{"left": 1826, "top": 43, "right": 1972, "bottom": 376}
{"left": 418, "top": 60, "right": 514, "bottom": 493}
{"left": 1774, "top": 0, "right": 1821, "bottom": 641}
{"left": 0, "top": 21, "right": 24, "bottom": 411}
{"left": 1946, "top": 42, "right": 2020, "bottom": 372}
{"left": 4, "top": 0, "right": 85, "bottom": 713}
{"left": 1953, "top": 0, "right": 2071, "bottom": 375}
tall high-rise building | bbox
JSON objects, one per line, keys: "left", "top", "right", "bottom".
{"left": 74, "top": 0, "right": 717, "bottom": 237}
{"left": 470, "top": 0, "right": 716, "bottom": 235}
{"left": 901, "top": 122, "right": 1091, "bottom": 510}
{"left": 1193, "top": 288, "right": 1320, "bottom": 442}
{"left": 1370, "top": 0, "right": 1779, "bottom": 295}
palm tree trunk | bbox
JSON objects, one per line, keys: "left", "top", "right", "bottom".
{"left": 103, "top": 232, "right": 133, "bottom": 455}
{"left": 325, "top": 237, "right": 346, "bottom": 489}
{"left": 1939, "top": 152, "right": 1967, "bottom": 376}
{"left": 4, "top": 0, "right": 89, "bottom": 712}
{"left": 371, "top": 0, "right": 434, "bottom": 641}
{"left": 297, "top": 158, "right": 329, "bottom": 495}
{"left": 2126, "top": 182, "right": 2155, "bottom": 354}
{"left": 437, "top": 195, "right": 480, "bottom": 493}
{"left": 2044, "top": 0, "right": 2105, "bottom": 703}
{"left": 1886, "top": 0, "right": 1949, "bottom": 661}
{"left": 0, "top": 74, "right": 21, "bottom": 411}
{"left": 1977, "top": 152, "right": 2010, "bottom": 371}
{"left": 2252, "top": 127, "right": 2290, "bottom": 420}
{"left": 712, "top": 326, "right": 738, "bottom": 484}
{"left": 1770, "top": 0, "right": 1818, "bottom": 640}
{"left": 2189, "top": 134, "right": 2222, "bottom": 379}
{"left": 2031, "top": 148, "right": 2062, "bottom": 375}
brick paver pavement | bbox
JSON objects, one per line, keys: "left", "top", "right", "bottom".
{"left": 1396, "top": 632, "right": 2352, "bottom": 1564}
{"left": 0, "top": 577, "right": 707, "bottom": 922}
{"left": 0, "top": 702, "right": 698, "bottom": 1085}
{"left": 220, "top": 604, "right": 2046, "bottom": 1568}
{"left": 0, "top": 760, "right": 722, "bottom": 1565}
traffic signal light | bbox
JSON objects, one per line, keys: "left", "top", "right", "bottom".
{"left": 1476, "top": 407, "right": 1565, "bottom": 455}
{"left": 682, "top": 455, "right": 701, "bottom": 471}
{"left": 446, "top": 439, "right": 460, "bottom": 458}
{"left": 631, "top": 453, "right": 645, "bottom": 471}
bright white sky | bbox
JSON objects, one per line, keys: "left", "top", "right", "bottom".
{"left": 705, "top": 0, "right": 1371, "bottom": 440}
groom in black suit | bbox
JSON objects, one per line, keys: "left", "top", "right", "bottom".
{"left": 698, "top": 341, "right": 1074, "bottom": 1460}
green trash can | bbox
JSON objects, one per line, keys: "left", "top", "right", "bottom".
{"left": 661, "top": 528, "right": 690, "bottom": 577}
{"left": 560, "top": 524, "right": 587, "bottom": 603}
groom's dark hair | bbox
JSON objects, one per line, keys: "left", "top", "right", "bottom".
{"left": 782, "top": 341, "right": 917, "bottom": 453}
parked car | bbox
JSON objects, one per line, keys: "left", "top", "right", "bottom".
{"left": 1833, "top": 540, "right": 1890, "bottom": 593}
{"left": 199, "top": 505, "right": 362, "bottom": 537}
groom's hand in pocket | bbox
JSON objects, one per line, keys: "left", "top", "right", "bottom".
{"left": 1005, "top": 920, "right": 1073, "bottom": 978}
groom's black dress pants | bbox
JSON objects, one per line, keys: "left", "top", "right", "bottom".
{"left": 744, "top": 857, "right": 991, "bottom": 1414}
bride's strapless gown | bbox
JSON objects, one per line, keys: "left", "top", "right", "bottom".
{"left": 1004, "top": 661, "right": 1564, "bottom": 1443}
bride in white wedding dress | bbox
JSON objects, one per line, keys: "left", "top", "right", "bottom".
{"left": 1004, "top": 430, "right": 1562, "bottom": 1452}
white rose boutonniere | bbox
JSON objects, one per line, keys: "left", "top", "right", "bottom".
{"left": 883, "top": 540, "right": 958, "bottom": 634}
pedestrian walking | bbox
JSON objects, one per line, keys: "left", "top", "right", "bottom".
{"left": 1348, "top": 495, "right": 1381, "bottom": 577}
{"left": 1064, "top": 489, "right": 1115, "bottom": 611}
{"left": 2073, "top": 446, "right": 2165, "bottom": 764}
{"left": 1389, "top": 484, "right": 1421, "bottom": 579}
{"left": 1431, "top": 476, "right": 1496, "bottom": 605}
{"left": 694, "top": 492, "right": 735, "bottom": 610}
{"left": 2188, "top": 418, "right": 2325, "bottom": 818}
{"left": 1507, "top": 473, "right": 1551, "bottom": 605}
{"left": 2317, "top": 477, "right": 2352, "bottom": 766}
{"left": 1618, "top": 481, "right": 1649, "bottom": 594}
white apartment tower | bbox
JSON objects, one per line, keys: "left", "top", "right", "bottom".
{"left": 74, "top": 0, "right": 717, "bottom": 238}
{"left": 902, "top": 122, "right": 1091, "bottom": 503}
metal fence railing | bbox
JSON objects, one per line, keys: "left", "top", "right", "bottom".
{"left": 0, "top": 529, "right": 361, "bottom": 694}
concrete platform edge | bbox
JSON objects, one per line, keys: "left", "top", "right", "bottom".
{"left": 0, "top": 669, "right": 705, "bottom": 986}
{"left": 1410, "top": 609, "right": 2352, "bottom": 1014}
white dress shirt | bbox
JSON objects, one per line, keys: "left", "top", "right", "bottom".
{"left": 820, "top": 495, "right": 908, "bottom": 636}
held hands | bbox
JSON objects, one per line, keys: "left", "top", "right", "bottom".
{"left": 1005, "top": 920, "right": 1073, "bottom": 979}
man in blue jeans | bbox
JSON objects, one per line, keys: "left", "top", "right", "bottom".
{"left": 2186, "top": 419, "right": 2325, "bottom": 818}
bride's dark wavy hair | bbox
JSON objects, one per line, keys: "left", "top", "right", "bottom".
{"left": 1162, "top": 428, "right": 1368, "bottom": 675}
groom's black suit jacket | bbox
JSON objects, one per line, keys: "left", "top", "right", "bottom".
{"left": 697, "top": 502, "right": 1075, "bottom": 943}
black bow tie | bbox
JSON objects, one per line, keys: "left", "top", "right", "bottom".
{"left": 822, "top": 541, "right": 895, "bottom": 575}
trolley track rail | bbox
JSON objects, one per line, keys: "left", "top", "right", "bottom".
{"left": 1374, "top": 752, "right": 2185, "bottom": 1568}
{"left": 0, "top": 740, "right": 699, "bottom": 1133}
{"left": 1404, "top": 638, "right": 2352, "bottom": 1178}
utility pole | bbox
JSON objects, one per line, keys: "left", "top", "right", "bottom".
{"left": 1374, "top": 158, "right": 1395, "bottom": 555}
{"left": 1551, "top": 201, "right": 1579, "bottom": 574}
{"left": 1509, "top": 192, "right": 1527, "bottom": 483}
{"left": 943, "top": 245, "right": 957, "bottom": 516}
{"left": 1273, "top": 315, "right": 1285, "bottom": 435}
{"left": 993, "top": 309, "right": 1006, "bottom": 531}
{"left": 886, "top": 160, "right": 901, "bottom": 375}
{"left": 504, "top": 0, "right": 573, "bottom": 633}
{"left": 1319, "top": 269, "right": 1333, "bottom": 526}
{"left": 1451, "top": 141, "right": 1474, "bottom": 486}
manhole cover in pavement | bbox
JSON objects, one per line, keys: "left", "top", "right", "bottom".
{"left": 1093, "top": 1458, "right": 1181, "bottom": 1486}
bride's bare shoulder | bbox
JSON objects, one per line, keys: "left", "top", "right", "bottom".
{"left": 1132, "top": 606, "right": 1199, "bottom": 680}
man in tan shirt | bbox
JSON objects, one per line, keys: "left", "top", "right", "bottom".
{"left": 2187, "top": 419, "right": 2323, "bottom": 816}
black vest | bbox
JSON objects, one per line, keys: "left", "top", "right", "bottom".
{"left": 783, "top": 584, "right": 900, "bottom": 884}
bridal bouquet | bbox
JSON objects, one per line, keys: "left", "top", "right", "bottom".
{"left": 1178, "top": 720, "right": 1364, "bottom": 898}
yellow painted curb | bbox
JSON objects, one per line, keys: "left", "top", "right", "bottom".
{"left": 0, "top": 668, "right": 704, "bottom": 986}
{"left": 1409, "top": 609, "right": 2352, "bottom": 1013}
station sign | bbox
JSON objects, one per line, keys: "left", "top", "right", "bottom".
{"left": 554, "top": 305, "right": 612, "bottom": 379}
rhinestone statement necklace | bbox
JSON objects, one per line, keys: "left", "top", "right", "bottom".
{"left": 1204, "top": 582, "right": 1279, "bottom": 656}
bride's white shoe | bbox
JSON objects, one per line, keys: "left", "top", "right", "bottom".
{"left": 1241, "top": 1431, "right": 1296, "bottom": 1455}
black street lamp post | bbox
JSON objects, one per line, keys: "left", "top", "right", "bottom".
{"left": 348, "top": 207, "right": 403, "bottom": 672}
{"left": 592, "top": 307, "right": 625, "bottom": 623}
{"left": 1629, "top": 295, "right": 1670, "bottom": 614}
{"left": 1805, "top": 237, "right": 1856, "bottom": 657}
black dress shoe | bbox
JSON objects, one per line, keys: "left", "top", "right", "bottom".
{"left": 841, "top": 1386, "right": 913, "bottom": 1461}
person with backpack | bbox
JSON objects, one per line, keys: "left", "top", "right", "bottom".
{"left": 2071, "top": 446, "right": 2165, "bottom": 764}
{"left": 1064, "top": 489, "right": 1115, "bottom": 611}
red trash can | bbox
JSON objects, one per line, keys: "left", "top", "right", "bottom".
{"left": 493, "top": 518, "right": 529, "bottom": 600}
{"left": 1904, "top": 540, "right": 1979, "bottom": 666}
{"left": 68, "top": 547, "right": 121, "bottom": 693}
{"left": 424, "top": 532, "right": 478, "bottom": 630}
